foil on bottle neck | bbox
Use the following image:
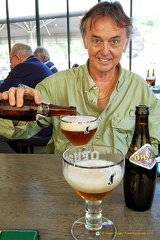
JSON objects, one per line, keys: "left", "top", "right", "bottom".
{"left": 36, "top": 101, "right": 50, "bottom": 120}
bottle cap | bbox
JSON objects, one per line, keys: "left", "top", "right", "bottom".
{"left": 135, "top": 105, "right": 149, "bottom": 115}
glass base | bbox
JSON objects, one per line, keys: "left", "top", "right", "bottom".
{"left": 71, "top": 216, "right": 117, "bottom": 240}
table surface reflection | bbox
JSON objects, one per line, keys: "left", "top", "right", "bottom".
{"left": 0, "top": 153, "right": 159, "bottom": 240}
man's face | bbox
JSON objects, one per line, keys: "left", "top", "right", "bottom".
{"left": 10, "top": 53, "right": 20, "bottom": 69}
{"left": 82, "top": 17, "right": 128, "bottom": 74}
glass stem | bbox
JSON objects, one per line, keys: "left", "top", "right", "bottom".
{"left": 85, "top": 200, "right": 102, "bottom": 230}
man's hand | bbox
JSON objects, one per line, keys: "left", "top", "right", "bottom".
{"left": 1, "top": 85, "right": 42, "bottom": 107}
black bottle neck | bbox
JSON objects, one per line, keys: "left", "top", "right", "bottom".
{"left": 127, "top": 106, "right": 150, "bottom": 156}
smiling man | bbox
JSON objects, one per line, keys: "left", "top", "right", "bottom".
{"left": 82, "top": 15, "right": 129, "bottom": 111}
{"left": 0, "top": 1, "right": 160, "bottom": 155}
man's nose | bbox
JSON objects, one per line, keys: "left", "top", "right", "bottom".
{"left": 101, "top": 42, "right": 110, "bottom": 55}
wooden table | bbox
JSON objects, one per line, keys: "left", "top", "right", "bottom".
{"left": 0, "top": 154, "right": 159, "bottom": 240}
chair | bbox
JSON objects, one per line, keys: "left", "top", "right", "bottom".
{"left": 11, "top": 134, "right": 51, "bottom": 154}
{"left": 9, "top": 126, "right": 53, "bottom": 154}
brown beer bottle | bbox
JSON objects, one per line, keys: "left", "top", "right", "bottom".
{"left": 0, "top": 98, "right": 76, "bottom": 121}
{"left": 123, "top": 105, "right": 157, "bottom": 211}
{"left": 150, "top": 69, "right": 156, "bottom": 86}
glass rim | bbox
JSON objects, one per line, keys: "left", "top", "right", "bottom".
{"left": 61, "top": 115, "right": 98, "bottom": 124}
{"left": 63, "top": 144, "right": 125, "bottom": 169}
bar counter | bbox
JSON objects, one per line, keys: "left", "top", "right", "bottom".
{"left": 0, "top": 153, "right": 159, "bottom": 240}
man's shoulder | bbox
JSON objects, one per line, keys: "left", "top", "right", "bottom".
{"left": 120, "top": 66, "right": 145, "bottom": 86}
{"left": 19, "top": 57, "right": 53, "bottom": 74}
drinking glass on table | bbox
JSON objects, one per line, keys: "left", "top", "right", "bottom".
{"left": 146, "top": 76, "right": 154, "bottom": 87}
{"left": 63, "top": 144, "right": 125, "bottom": 240}
{"left": 61, "top": 115, "right": 98, "bottom": 145}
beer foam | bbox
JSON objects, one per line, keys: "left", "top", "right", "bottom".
{"left": 61, "top": 115, "right": 98, "bottom": 132}
{"left": 64, "top": 160, "right": 123, "bottom": 193}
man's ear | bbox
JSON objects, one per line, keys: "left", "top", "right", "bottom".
{"left": 15, "top": 55, "right": 23, "bottom": 64}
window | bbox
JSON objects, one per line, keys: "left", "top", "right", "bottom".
{"left": 119, "top": 0, "right": 160, "bottom": 84}
{"left": 8, "top": 0, "right": 36, "bottom": 44}
{"left": 0, "top": 0, "right": 160, "bottom": 84}
{"left": 0, "top": 0, "right": 9, "bottom": 80}
{"left": 69, "top": 0, "right": 98, "bottom": 68}
{"left": 39, "top": 0, "right": 97, "bottom": 70}
{"left": 38, "top": 0, "right": 67, "bottom": 70}
{"left": 132, "top": 0, "right": 160, "bottom": 83}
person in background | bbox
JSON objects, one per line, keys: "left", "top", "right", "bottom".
{"left": 34, "top": 46, "right": 58, "bottom": 74}
{"left": 72, "top": 63, "right": 79, "bottom": 68}
{"left": 0, "top": 43, "right": 53, "bottom": 153}
{"left": 0, "top": 1, "right": 160, "bottom": 155}
{"left": 0, "top": 43, "right": 53, "bottom": 93}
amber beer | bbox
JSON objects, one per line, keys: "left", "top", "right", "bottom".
{"left": 145, "top": 70, "right": 154, "bottom": 85}
{"left": 61, "top": 115, "right": 98, "bottom": 145}
{"left": 146, "top": 78, "right": 153, "bottom": 85}
{"left": 75, "top": 189, "right": 111, "bottom": 201}
{"left": 64, "top": 159, "right": 123, "bottom": 201}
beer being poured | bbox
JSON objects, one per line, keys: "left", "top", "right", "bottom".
{"left": 0, "top": 98, "right": 77, "bottom": 121}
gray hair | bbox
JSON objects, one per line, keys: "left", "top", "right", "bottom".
{"left": 34, "top": 46, "right": 50, "bottom": 61}
{"left": 11, "top": 43, "right": 33, "bottom": 58}
{"left": 80, "top": 1, "right": 132, "bottom": 38}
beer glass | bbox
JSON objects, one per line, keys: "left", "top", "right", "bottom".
{"left": 63, "top": 145, "right": 125, "bottom": 240}
{"left": 61, "top": 115, "right": 98, "bottom": 145}
{"left": 146, "top": 77, "right": 154, "bottom": 87}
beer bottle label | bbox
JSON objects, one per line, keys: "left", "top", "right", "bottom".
{"left": 129, "top": 143, "right": 156, "bottom": 169}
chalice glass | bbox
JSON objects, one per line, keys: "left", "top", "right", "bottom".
{"left": 146, "top": 77, "right": 154, "bottom": 87}
{"left": 63, "top": 144, "right": 125, "bottom": 240}
{"left": 61, "top": 115, "right": 98, "bottom": 145}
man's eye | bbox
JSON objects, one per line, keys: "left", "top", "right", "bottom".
{"left": 111, "top": 39, "right": 118, "bottom": 44}
{"left": 109, "top": 39, "right": 121, "bottom": 48}
{"left": 93, "top": 39, "right": 100, "bottom": 43}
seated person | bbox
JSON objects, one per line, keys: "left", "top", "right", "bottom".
{"left": 0, "top": 43, "right": 53, "bottom": 153}
{"left": 0, "top": 43, "right": 53, "bottom": 92}
{"left": 72, "top": 63, "right": 79, "bottom": 68}
{"left": 34, "top": 46, "right": 58, "bottom": 74}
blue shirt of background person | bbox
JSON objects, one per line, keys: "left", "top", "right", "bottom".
{"left": 0, "top": 43, "right": 53, "bottom": 93}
